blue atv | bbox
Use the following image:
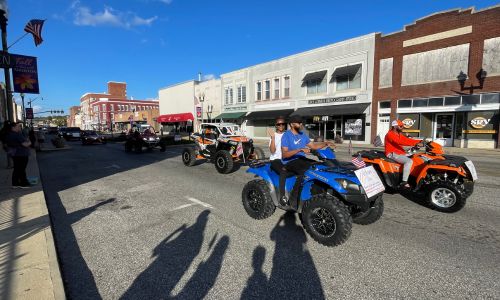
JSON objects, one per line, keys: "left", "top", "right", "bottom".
{"left": 242, "top": 148, "right": 384, "bottom": 247}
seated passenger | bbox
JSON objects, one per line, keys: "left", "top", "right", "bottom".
{"left": 268, "top": 116, "right": 288, "bottom": 205}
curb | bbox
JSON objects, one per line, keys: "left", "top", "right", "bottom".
{"left": 33, "top": 150, "right": 66, "bottom": 299}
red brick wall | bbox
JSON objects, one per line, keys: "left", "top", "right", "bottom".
{"left": 372, "top": 6, "right": 500, "bottom": 144}
{"left": 107, "top": 82, "right": 127, "bottom": 98}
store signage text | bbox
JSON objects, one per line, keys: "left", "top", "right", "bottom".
{"left": 470, "top": 117, "right": 490, "bottom": 129}
{"left": 224, "top": 106, "right": 247, "bottom": 111}
{"left": 402, "top": 118, "right": 416, "bottom": 128}
{"left": 308, "top": 96, "right": 356, "bottom": 105}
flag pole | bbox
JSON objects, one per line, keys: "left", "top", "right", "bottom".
{"left": 7, "top": 32, "right": 29, "bottom": 50}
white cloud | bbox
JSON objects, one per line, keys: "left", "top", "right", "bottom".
{"left": 71, "top": 1, "right": 157, "bottom": 29}
{"left": 32, "top": 105, "right": 43, "bottom": 113}
{"left": 202, "top": 74, "right": 216, "bottom": 81}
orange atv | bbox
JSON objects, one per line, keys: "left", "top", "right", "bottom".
{"left": 182, "top": 123, "right": 265, "bottom": 174}
{"left": 355, "top": 140, "right": 476, "bottom": 213}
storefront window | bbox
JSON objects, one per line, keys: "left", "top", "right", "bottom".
{"left": 445, "top": 96, "right": 461, "bottom": 106}
{"left": 429, "top": 97, "right": 444, "bottom": 106}
{"left": 462, "top": 95, "right": 480, "bottom": 105}
{"left": 343, "top": 115, "right": 365, "bottom": 141}
{"left": 379, "top": 101, "right": 391, "bottom": 109}
{"left": 481, "top": 93, "right": 500, "bottom": 104}
{"left": 413, "top": 99, "right": 428, "bottom": 107}
{"left": 398, "top": 99, "right": 412, "bottom": 108}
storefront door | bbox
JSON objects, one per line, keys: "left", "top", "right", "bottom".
{"left": 434, "top": 114, "right": 454, "bottom": 147}
{"left": 377, "top": 114, "right": 390, "bottom": 144}
{"left": 325, "top": 118, "right": 342, "bottom": 141}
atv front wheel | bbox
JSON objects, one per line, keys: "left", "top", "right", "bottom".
{"left": 351, "top": 196, "right": 384, "bottom": 225}
{"left": 182, "top": 148, "right": 197, "bottom": 166}
{"left": 253, "top": 146, "right": 265, "bottom": 160}
{"left": 427, "top": 181, "right": 466, "bottom": 213}
{"left": 214, "top": 150, "right": 234, "bottom": 174}
{"left": 134, "top": 143, "right": 142, "bottom": 153}
{"left": 159, "top": 141, "right": 166, "bottom": 152}
{"left": 242, "top": 179, "right": 276, "bottom": 219}
{"left": 301, "top": 194, "right": 352, "bottom": 247}
{"left": 124, "top": 141, "right": 132, "bottom": 152}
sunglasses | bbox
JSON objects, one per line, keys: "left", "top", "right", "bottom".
{"left": 275, "top": 123, "right": 286, "bottom": 126}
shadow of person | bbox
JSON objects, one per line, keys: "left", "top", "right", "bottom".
{"left": 173, "top": 235, "right": 230, "bottom": 299}
{"left": 268, "top": 212, "right": 325, "bottom": 299}
{"left": 120, "top": 210, "right": 211, "bottom": 300}
{"left": 241, "top": 246, "right": 269, "bottom": 300}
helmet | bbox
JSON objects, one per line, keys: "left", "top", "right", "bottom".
{"left": 391, "top": 120, "right": 404, "bottom": 127}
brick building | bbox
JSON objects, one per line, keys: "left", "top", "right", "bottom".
{"left": 67, "top": 106, "right": 81, "bottom": 128}
{"left": 80, "top": 82, "right": 159, "bottom": 131}
{"left": 372, "top": 5, "right": 500, "bottom": 148}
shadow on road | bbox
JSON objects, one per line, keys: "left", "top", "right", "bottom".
{"left": 37, "top": 143, "right": 182, "bottom": 299}
{"left": 121, "top": 210, "right": 229, "bottom": 299}
{"left": 242, "top": 212, "right": 325, "bottom": 299}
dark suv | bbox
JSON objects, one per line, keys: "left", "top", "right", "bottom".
{"left": 59, "top": 127, "right": 82, "bottom": 140}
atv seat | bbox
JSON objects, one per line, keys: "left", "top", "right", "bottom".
{"left": 357, "top": 150, "right": 398, "bottom": 164}
{"left": 270, "top": 163, "right": 296, "bottom": 178}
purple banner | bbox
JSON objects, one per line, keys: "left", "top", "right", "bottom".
{"left": 12, "top": 54, "right": 39, "bottom": 94}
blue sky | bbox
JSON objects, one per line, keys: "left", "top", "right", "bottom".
{"left": 3, "top": 0, "right": 500, "bottom": 114}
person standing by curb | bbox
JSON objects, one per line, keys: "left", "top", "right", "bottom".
{"left": 5, "top": 122, "right": 32, "bottom": 188}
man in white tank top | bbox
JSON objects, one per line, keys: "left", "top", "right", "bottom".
{"left": 267, "top": 116, "right": 288, "bottom": 205}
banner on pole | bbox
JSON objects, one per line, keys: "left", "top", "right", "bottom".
{"left": 11, "top": 54, "right": 39, "bottom": 94}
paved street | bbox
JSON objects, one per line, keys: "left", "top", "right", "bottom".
{"left": 37, "top": 141, "right": 500, "bottom": 299}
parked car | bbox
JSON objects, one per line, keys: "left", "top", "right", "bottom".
{"left": 58, "top": 127, "right": 81, "bottom": 140}
{"left": 81, "top": 130, "right": 107, "bottom": 145}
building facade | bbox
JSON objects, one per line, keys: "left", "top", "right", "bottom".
{"left": 80, "top": 82, "right": 159, "bottom": 131}
{"left": 372, "top": 6, "right": 500, "bottom": 148}
{"left": 157, "top": 78, "right": 222, "bottom": 134}
{"left": 220, "top": 33, "right": 376, "bottom": 142}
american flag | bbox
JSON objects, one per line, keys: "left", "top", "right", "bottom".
{"left": 24, "top": 19, "right": 45, "bottom": 47}
{"left": 351, "top": 155, "right": 366, "bottom": 169}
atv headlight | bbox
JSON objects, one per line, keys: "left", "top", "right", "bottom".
{"left": 228, "top": 140, "right": 238, "bottom": 146}
{"left": 143, "top": 138, "right": 147, "bottom": 141}
{"left": 335, "top": 179, "right": 360, "bottom": 193}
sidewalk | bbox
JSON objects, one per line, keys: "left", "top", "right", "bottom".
{"left": 0, "top": 148, "right": 65, "bottom": 299}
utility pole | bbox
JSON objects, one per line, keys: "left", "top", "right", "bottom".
{"left": 0, "top": 9, "right": 14, "bottom": 121}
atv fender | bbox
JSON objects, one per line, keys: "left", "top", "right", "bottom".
{"left": 246, "top": 167, "right": 279, "bottom": 207}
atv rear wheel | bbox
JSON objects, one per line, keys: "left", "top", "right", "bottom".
{"left": 253, "top": 146, "right": 265, "bottom": 160}
{"left": 124, "top": 141, "right": 132, "bottom": 152}
{"left": 134, "top": 143, "right": 142, "bottom": 153}
{"left": 351, "top": 195, "right": 384, "bottom": 225}
{"left": 242, "top": 179, "right": 276, "bottom": 219}
{"left": 301, "top": 194, "right": 352, "bottom": 247}
{"left": 427, "top": 181, "right": 466, "bottom": 213}
{"left": 214, "top": 150, "right": 234, "bottom": 174}
{"left": 159, "top": 141, "right": 166, "bottom": 152}
{"left": 182, "top": 148, "right": 197, "bottom": 166}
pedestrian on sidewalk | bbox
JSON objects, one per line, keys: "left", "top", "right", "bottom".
{"left": 5, "top": 122, "right": 32, "bottom": 188}
{"left": 0, "top": 120, "right": 14, "bottom": 168}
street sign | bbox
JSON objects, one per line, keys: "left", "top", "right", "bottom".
{"left": 0, "top": 51, "right": 12, "bottom": 68}
{"left": 25, "top": 107, "right": 34, "bottom": 119}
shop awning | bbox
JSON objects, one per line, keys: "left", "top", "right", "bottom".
{"left": 213, "top": 112, "right": 247, "bottom": 119}
{"left": 245, "top": 109, "right": 294, "bottom": 120}
{"left": 156, "top": 113, "right": 194, "bottom": 123}
{"left": 302, "top": 70, "right": 327, "bottom": 82}
{"left": 331, "top": 64, "right": 361, "bottom": 78}
{"left": 290, "top": 103, "right": 370, "bottom": 117}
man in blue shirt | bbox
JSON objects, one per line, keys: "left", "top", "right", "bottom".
{"left": 281, "top": 115, "right": 334, "bottom": 207}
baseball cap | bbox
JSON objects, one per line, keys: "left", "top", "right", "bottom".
{"left": 391, "top": 120, "right": 403, "bottom": 127}
{"left": 289, "top": 115, "right": 303, "bottom": 123}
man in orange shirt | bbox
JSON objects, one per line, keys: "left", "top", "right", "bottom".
{"left": 385, "top": 120, "right": 422, "bottom": 188}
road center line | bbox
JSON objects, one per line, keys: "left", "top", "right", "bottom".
{"left": 186, "top": 197, "right": 214, "bottom": 209}
{"left": 169, "top": 203, "right": 196, "bottom": 212}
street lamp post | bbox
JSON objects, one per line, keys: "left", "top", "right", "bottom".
{"left": 0, "top": 9, "right": 14, "bottom": 122}
{"left": 199, "top": 93, "right": 205, "bottom": 124}
{"left": 27, "top": 96, "right": 42, "bottom": 127}
{"left": 20, "top": 93, "right": 26, "bottom": 126}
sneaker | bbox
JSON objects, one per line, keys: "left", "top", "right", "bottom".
{"left": 12, "top": 185, "right": 20, "bottom": 189}
{"left": 399, "top": 181, "right": 411, "bottom": 189}
{"left": 18, "top": 185, "right": 31, "bottom": 189}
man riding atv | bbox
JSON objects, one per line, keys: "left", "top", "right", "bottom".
{"left": 281, "top": 115, "right": 335, "bottom": 207}
{"left": 385, "top": 119, "right": 423, "bottom": 189}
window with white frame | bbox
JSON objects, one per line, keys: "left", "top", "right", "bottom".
{"left": 225, "top": 87, "right": 232, "bottom": 105}
{"left": 265, "top": 80, "right": 270, "bottom": 100}
{"left": 274, "top": 78, "right": 280, "bottom": 99}
{"left": 229, "top": 87, "right": 234, "bottom": 104}
{"left": 334, "top": 64, "right": 362, "bottom": 91}
{"left": 237, "top": 85, "right": 246, "bottom": 103}
{"left": 256, "top": 82, "right": 262, "bottom": 101}
{"left": 283, "top": 76, "right": 290, "bottom": 97}
{"left": 102, "top": 104, "right": 106, "bottom": 111}
{"left": 110, "top": 104, "right": 114, "bottom": 111}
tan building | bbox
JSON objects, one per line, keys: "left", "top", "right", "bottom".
{"left": 113, "top": 108, "right": 160, "bottom": 132}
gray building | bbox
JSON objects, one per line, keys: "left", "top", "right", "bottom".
{"left": 220, "top": 33, "right": 376, "bottom": 143}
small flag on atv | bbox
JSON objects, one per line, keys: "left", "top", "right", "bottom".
{"left": 236, "top": 142, "right": 244, "bottom": 157}
{"left": 373, "top": 134, "right": 383, "bottom": 147}
{"left": 351, "top": 155, "right": 366, "bottom": 169}
{"left": 348, "top": 138, "right": 353, "bottom": 155}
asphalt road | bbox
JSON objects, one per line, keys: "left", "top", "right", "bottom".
{"left": 37, "top": 141, "right": 500, "bottom": 299}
